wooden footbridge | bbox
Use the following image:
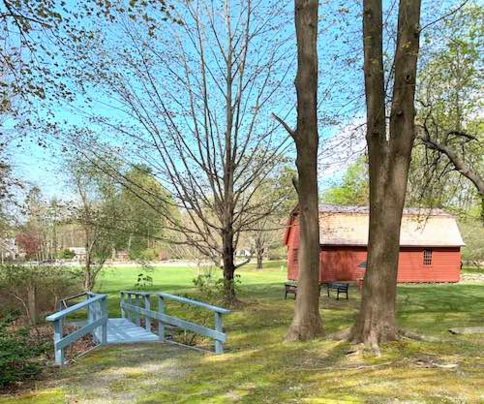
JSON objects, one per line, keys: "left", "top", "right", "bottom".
{"left": 46, "top": 291, "right": 231, "bottom": 366}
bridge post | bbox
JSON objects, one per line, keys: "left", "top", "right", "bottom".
{"left": 214, "top": 312, "right": 223, "bottom": 354}
{"left": 53, "top": 319, "right": 64, "bottom": 366}
{"left": 134, "top": 295, "right": 141, "bottom": 326}
{"left": 120, "top": 292, "right": 125, "bottom": 319}
{"left": 158, "top": 295, "right": 165, "bottom": 341}
{"left": 144, "top": 294, "right": 151, "bottom": 332}
{"left": 101, "top": 297, "right": 108, "bottom": 344}
{"left": 88, "top": 301, "right": 93, "bottom": 324}
{"left": 127, "top": 293, "right": 132, "bottom": 322}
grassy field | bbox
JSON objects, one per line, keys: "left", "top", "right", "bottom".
{"left": 1, "top": 262, "right": 483, "bottom": 404}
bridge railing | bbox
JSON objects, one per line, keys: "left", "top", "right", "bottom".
{"left": 120, "top": 291, "right": 231, "bottom": 354}
{"left": 46, "top": 292, "right": 108, "bottom": 366}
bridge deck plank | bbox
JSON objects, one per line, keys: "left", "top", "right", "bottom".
{"left": 106, "top": 318, "right": 159, "bottom": 344}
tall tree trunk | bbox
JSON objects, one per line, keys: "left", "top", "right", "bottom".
{"left": 84, "top": 261, "right": 94, "bottom": 291}
{"left": 285, "top": 0, "right": 323, "bottom": 341}
{"left": 255, "top": 235, "right": 264, "bottom": 269}
{"left": 256, "top": 248, "right": 264, "bottom": 270}
{"left": 27, "top": 284, "right": 37, "bottom": 326}
{"left": 351, "top": 0, "right": 422, "bottom": 347}
{"left": 222, "top": 228, "right": 236, "bottom": 303}
{"left": 84, "top": 237, "right": 94, "bottom": 291}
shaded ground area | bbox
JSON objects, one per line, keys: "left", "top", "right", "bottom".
{"left": 1, "top": 264, "right": 483, "bottom": 404}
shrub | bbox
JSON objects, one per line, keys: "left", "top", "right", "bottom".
{"left": 193, "top": 268, "right": 242, "bottom": 301}
{"left": 59, "top": 249, "right": 76, "bottom": 259}
{"left": 168, "top": 294, "right": 214, "bottom": 347}
{"left": 0, "top": 264, "right": 82, "bottom": 324}
{"left": 0, "top": 313, "right": 51, "bottom": 390}
{"left": 460, "top": 221, "right": 484, "bottom": 270}
{"left": 268, "top": 246, "right": 286, "bottom": 261}
{"left": 134, "top": 261, "right": 154, "bottom": 290}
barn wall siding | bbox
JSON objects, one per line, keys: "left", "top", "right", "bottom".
{"left": 286, "top": 219, "right": 300, "bottom": 280}
{"left": 286, "top": 222, "right": 461, "bottom": 283}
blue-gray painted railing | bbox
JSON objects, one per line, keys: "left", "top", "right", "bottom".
{"left": 120, "top": 291, "right": 231, "bottom": 354}
{"left": 46, "top": 292, "right": 108, "bottom": 366}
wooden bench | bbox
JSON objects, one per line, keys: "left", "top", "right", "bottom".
{"left": 326, "top": 282, "right": 349, "bottom": 300}
{"left": 284, "top": 283, "right": 326, "bottom": 299}
{"left": 284, "top": 283, "right": 298, "bottom": 299}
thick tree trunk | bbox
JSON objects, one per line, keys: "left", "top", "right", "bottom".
{"left": 84, "top": 267, "right": 94, "bottom": 291}
{"left": 285, "top": 0, "right": 323, "bottom": 341}
{"left": 351, "top": 0, "right": 421, "bottom": 347}
{"left": 256, "top": 249, "right": 264, "bottom": 270}
{"left": 222, "top": 228, "right": 237, "bottom": 303}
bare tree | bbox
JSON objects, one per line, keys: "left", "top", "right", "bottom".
{"left": 350, "top": 0, "right": 422, "bottom": 348}
{"left": 275, "top": 0, "right": 323, "bottom": 341}
{"left": 63, "top": 0, "right": 294, "bottom": 303}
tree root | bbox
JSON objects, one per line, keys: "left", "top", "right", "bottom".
{"left": 324, "top": 326, "right": 439, "bottom": 357}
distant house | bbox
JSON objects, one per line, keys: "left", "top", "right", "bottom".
{"left": 69, "top": 247, "right": 87, "bottom": 261}
{"left": 0, "top": 238, "right": 21, "bottom": 261}
{"left": 284, "top": 205, "right": 465, "bottom": 284}
{"left": 115, "top": 250, "right": 129, "bottom": 261}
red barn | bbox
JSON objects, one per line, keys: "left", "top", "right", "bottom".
{"left": 284, "top": 205, "right": 465, "bottom": 284}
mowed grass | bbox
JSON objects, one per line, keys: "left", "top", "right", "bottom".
{"left": 1, "top": 262, "right": 483, "bottom": 404}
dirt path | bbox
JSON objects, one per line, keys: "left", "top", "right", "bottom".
{"left": 1, "top": 343, "right": 200, "bottom": 404}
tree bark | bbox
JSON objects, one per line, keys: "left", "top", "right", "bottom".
{"left": 256, "top": 248, "right": 264, "bottom": 270}
{"left": 222, "top": 228, "right": 237, "bottom": 303}
{"left": 27, "top": 284, "right": 37, "bottom": 326}
{"left": 255, "top": 234, "right": 264, "bottom": 269}
{"left": 285, "top": 0, "right": 323, "bottom": 341}
{"left": 351, "top": 0, "right": 422, "bottom": 347}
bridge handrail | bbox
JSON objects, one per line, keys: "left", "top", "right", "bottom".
{"left": 120, "top": 290, "right": 231, "bottom": 354}
{"left": 46, "top": 293, "right": 107, "bottom": 322}
{"left": 45, "top": 292, "right": 108, "bottom": 366}
{"left": 121, "top": 291, "right": 231, "bottom": 314}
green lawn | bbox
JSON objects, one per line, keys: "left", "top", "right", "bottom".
{"left": 1, "top": 262, "right": 483, "bottom": 404}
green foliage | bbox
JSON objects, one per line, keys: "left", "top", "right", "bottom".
{"left": 409, "top": 4, "right": 484, "bottom": 215}
{"left": 322, "top": 156, "right": 369, "bottom": 206}
{"left": 267, "top": 246, "right": 286, "bottom": 261}
{"left": 0, "top": 265, "right": 81, "bottom": 321}
{"left": 459, "top": 220, "right": 484, "bottom": 270}
{"left": 0, "top": 314, "right": 51, "bottom": 390}
{"left": 59, "top": 249, "right": 75, "bottom": 259}
{"left": 192, "top": 267, "right": 242, "bottom": 301}
{"left": 117, "top": 165, "right": 174, "bottom": 260}
{"left": 168, "top": 294, "right": 213, "bottom": 347}
{"left": 134, "top": 262, "right": 154, "bottom": 290}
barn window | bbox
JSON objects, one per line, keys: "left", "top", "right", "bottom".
{"left": 293, "top": 249, "right": 299, "bottom": 264}
{"left": 423, "top": 249, "right": 433, "bottom": 266}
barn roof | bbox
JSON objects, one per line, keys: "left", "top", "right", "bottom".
{"left": 317, "top": 205, "right": 464, "bottom": 247}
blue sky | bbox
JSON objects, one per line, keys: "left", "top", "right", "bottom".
{"left": 9, "top": 0, "right": 467, "bottom": 202}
